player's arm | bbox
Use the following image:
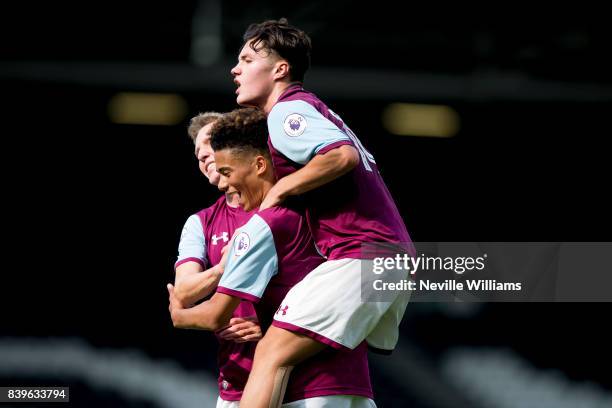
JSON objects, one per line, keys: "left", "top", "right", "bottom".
{"left": 261, "top": 100, "right": 359, "bottom": 210}
{"left": 170, "top": 215, "right": 278, "bottom": 330}
{"left": 169, "top": 283, "right": 262, "bottom": 340}
{"left": 260, "top": 145, "right": 358, "bottom": 209}
{"left": 174, "top": 262, "right": 223, "bottom": 307}
{"left": 168, "top": 285, "right": 240, "bottom": 331}
{"left": 173, "top": 214, "right": 223, "bottom": 306}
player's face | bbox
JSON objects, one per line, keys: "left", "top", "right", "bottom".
{"left": 194, "top": 123, "right": 220, "bottom": 186}
{"left": 214, "top": 149, "right": 264, "bottom": 211}
{"left": 231, "top": 40, "right": 278, "bottom": 108}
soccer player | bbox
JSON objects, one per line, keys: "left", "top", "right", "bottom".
{"left": 172, "top": 111, "right": 262, "bottom": 408}
{"left": 230, "top": 19, "right": 413, "bottom": 408}
{"left": 169, "top": 107, "right": 376, "bottom": 408}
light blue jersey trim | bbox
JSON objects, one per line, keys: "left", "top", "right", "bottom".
{"left": 176, "top": 214, "right": 207, "bottom": 267}
{"left": 268, "top": 100, "right": 351, "bottom": 165}
{"left": 218, "top": 214, "right": 278, "bottom": 300}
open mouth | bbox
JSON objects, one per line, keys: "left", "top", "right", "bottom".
{"left": 205, "top": 162, "right": 216, "bottom": 176}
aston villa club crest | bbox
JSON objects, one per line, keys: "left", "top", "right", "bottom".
{"left": 283, "top": 113, "right": 307, "bottom": 137}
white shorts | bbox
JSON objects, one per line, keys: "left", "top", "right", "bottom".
{"left": 283, "top": 395, "right": 376, "bottom": 408}
{"left": 216, "top": 396, "right": 240, "bottom": 408}
{"left": 272, "top": 258, "right": 410, "bottom": 352}
{"left": 217, "top": 395, "right": 376, "bottom": 408}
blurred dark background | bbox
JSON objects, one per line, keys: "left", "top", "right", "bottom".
{"left": 1, "top": 1, "right": 611, "bottom": 407}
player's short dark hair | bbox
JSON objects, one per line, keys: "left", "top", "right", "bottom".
{"left": 210, "top": 108, "right": 270, "bottom": 158}
{"left": 187, "top": 111, "right": 223, "bottom": 143}
{"left": 243, "top": 18, "right": 311, "bottom": 82}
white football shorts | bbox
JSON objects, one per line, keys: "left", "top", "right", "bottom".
{"left": 283, "top": 395, "right": 376, "bottom": 408}
{"left": 272, "top": 258, "right": 410, "bottom": 352}
{"left": 217, "top": 395, "right": 376, "bottom": 407}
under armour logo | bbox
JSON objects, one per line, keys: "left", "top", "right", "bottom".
{"left": 211, "top": 232, "right": 229, "bottom": 245}
{"left": 276, "top": 305, "right": 289, "bottom": 316}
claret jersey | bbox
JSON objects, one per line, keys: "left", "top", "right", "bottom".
{"left": 176, "top": 195, "right": 256, "bottom": 401}
{"left": 217, "top": 205, "right": 373, "bottom": 402}
{"left": 267, "top": 84, "right": 412, "bottom": 260}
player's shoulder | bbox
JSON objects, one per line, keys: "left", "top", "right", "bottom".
{"left": 269, "top": 99, "right": 331, "bottom": 141}
{"left": 233, "top": 213, "right": 274, "bottom": 251}
{"left": 179, "top": 214, "right": 205, "bottom": 244}
{"left": 257, "top": 205, "right": 301, "bottom": 221}
{"left": 181, "top": 213, "right": 203, "bottom": 230}
{"left": 269, "top": 98, "right": 314, "bottom": 120}
{"left": 256, "top": 206, "right": 304, "bottom": 234}
{"left": 269, "top": 88, "right": 330, "bottom": 120}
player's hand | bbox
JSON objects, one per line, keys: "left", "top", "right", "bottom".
{"left": 167, "top": 283, "right": 187, "bottom": 328}
{"left": 216, "top": 316, "right": 262, "bottom": 342}
{"left": 259, "top": 184, "right": 284, "bottom": 210}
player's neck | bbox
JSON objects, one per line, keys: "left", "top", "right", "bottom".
{"left": 262, "top": 81, "right": 301, "bottom": 114}
{"left": 259, "top": 175, "right": 277, "bottom": 207}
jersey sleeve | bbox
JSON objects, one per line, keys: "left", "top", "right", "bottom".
{"left": 268, "top": 100, "right": 352, "bottom": 165}
{"left": 175, "top": 214, "right": 207, "bottom": 269}
{"left": 217, "top": 214, "right": 278, "bottom": 303}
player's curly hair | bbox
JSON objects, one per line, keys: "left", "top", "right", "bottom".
{"left": 210, "top": 108, "right": 270, "bottom": 158}
{"left": 187, "top": 111, "right": 223, "bottom": 143}
{"left": 243, "top": 18, "right": 311, "bottom": 82}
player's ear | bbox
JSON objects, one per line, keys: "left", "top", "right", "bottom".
{"left": 273, "top": 60, "right": 290, "bottom": 81}
{"left": 255, "top": 155, "right": 267, "bottom": 175}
